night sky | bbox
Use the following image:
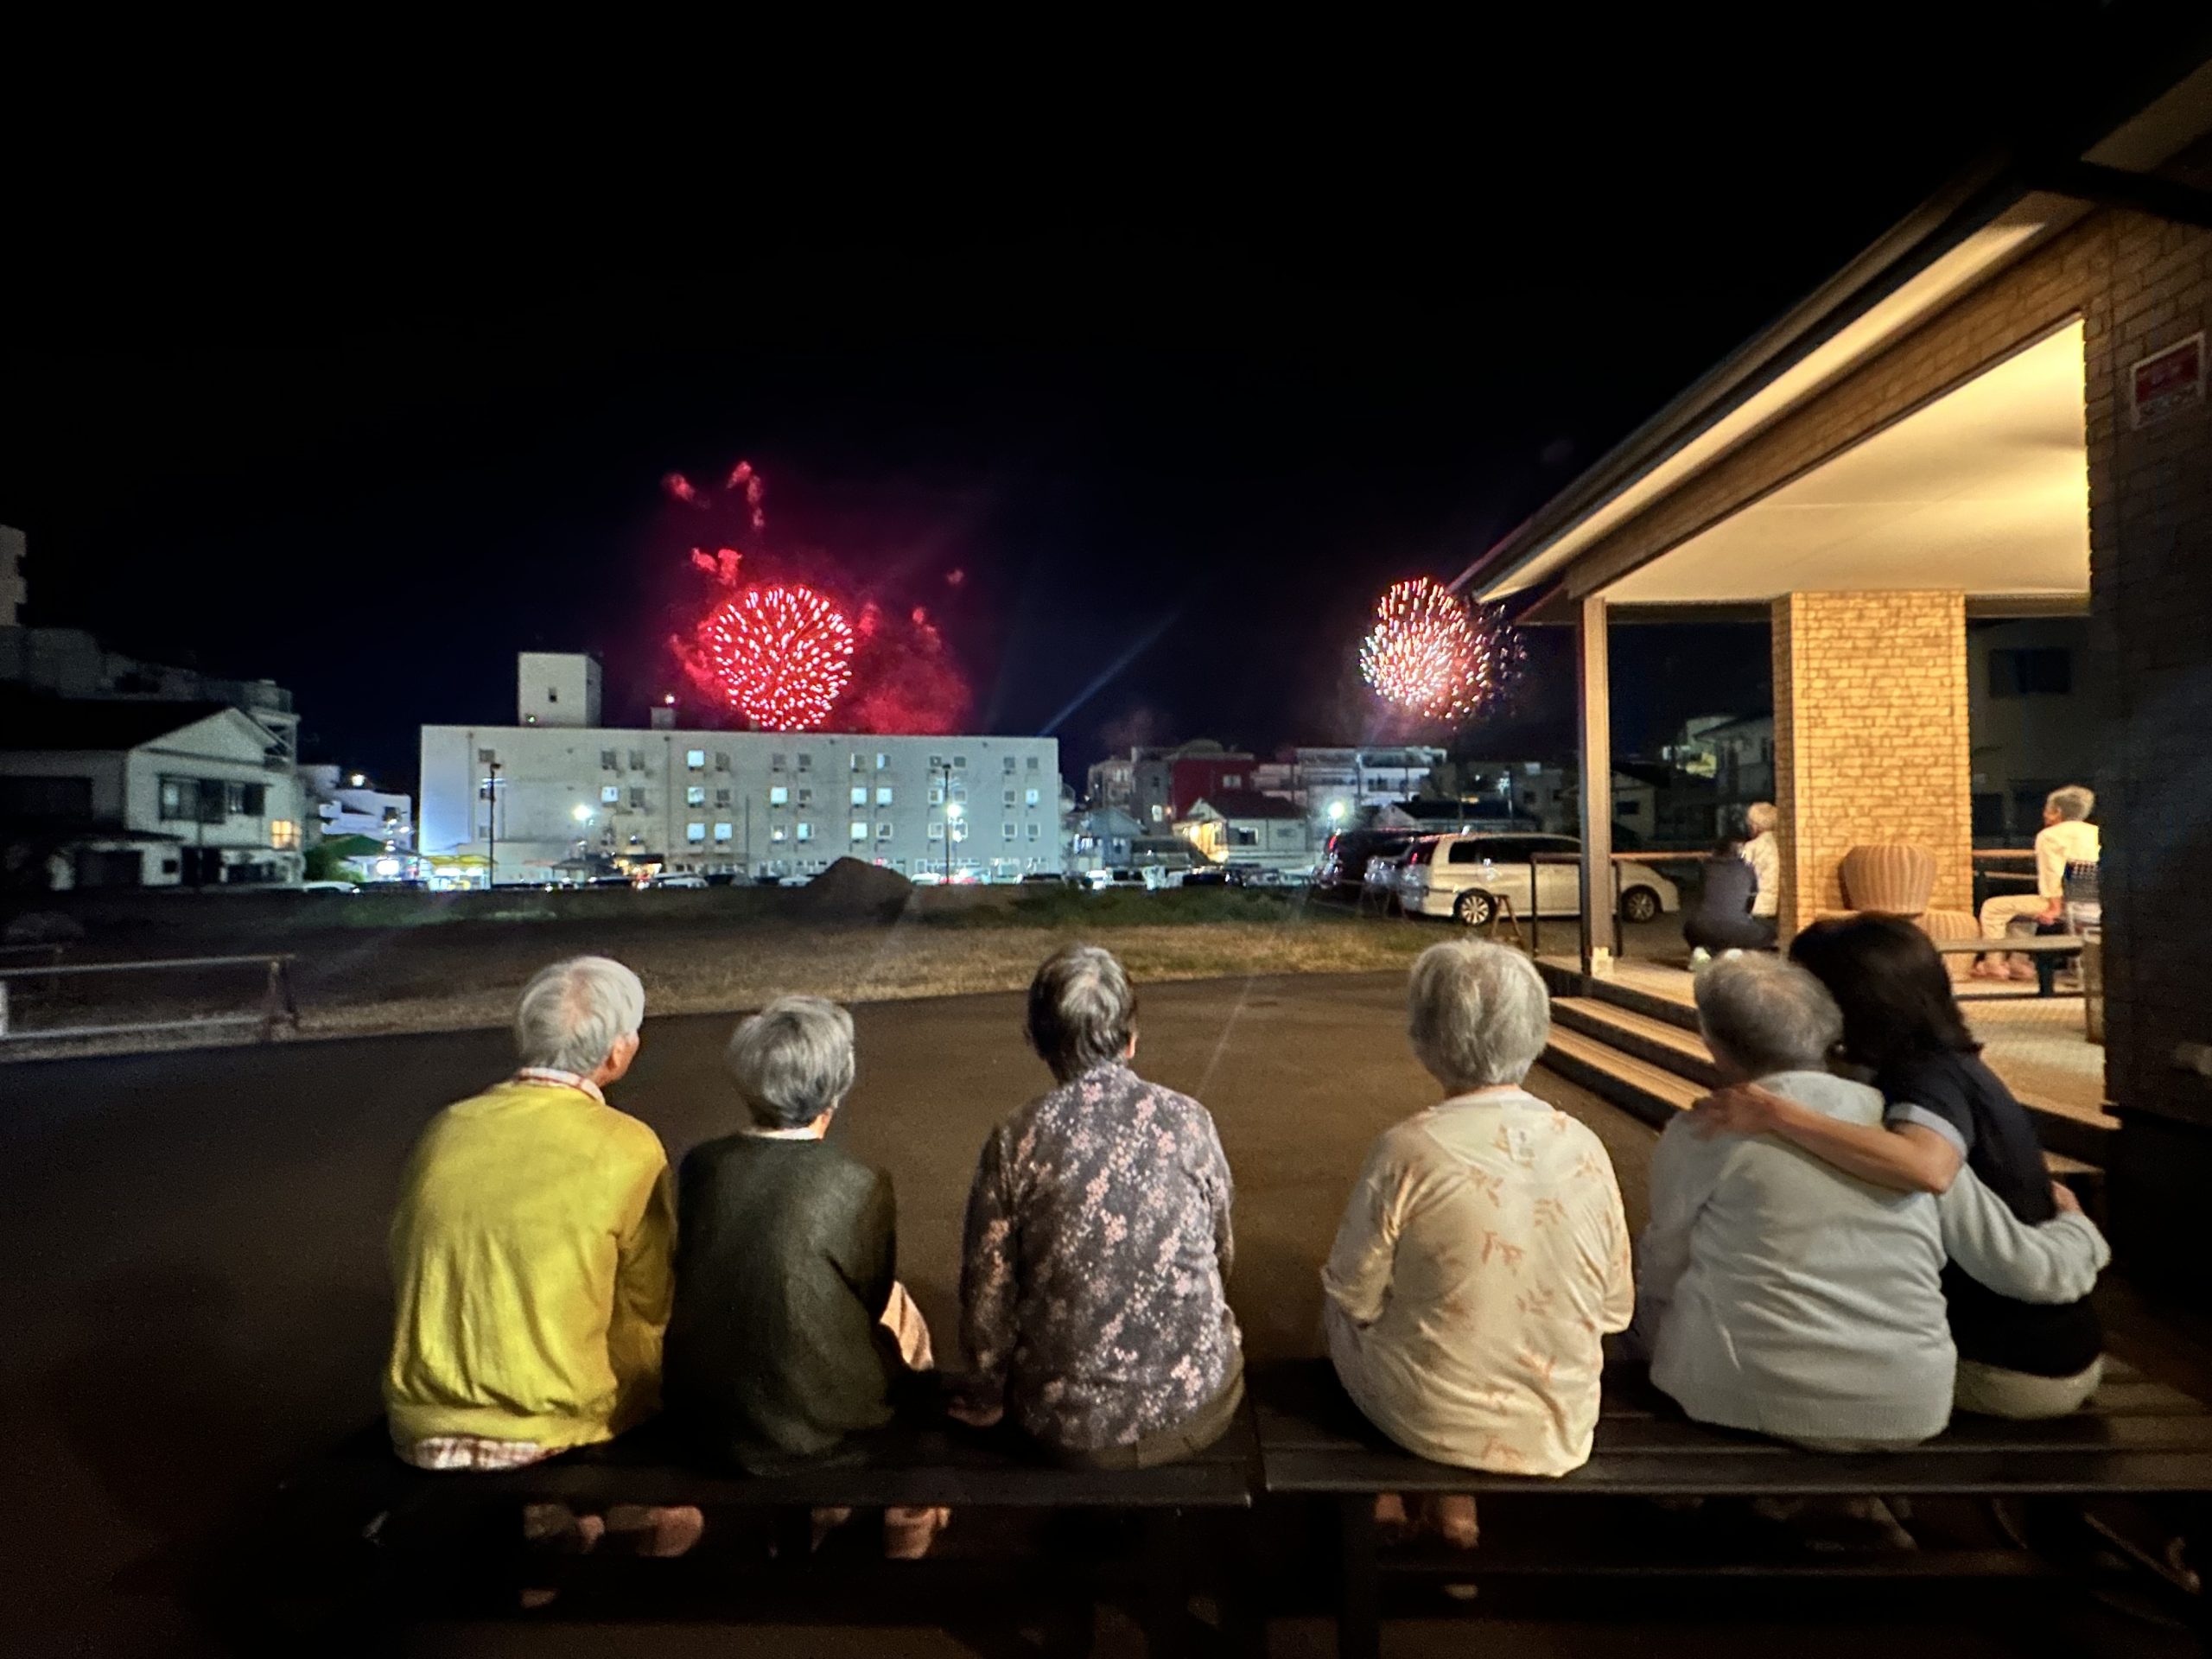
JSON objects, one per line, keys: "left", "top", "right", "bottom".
{"left": 0, "top": 29, "right": 2092, "bottom": 785}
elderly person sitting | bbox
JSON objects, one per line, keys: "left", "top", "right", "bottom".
{"left": 664, "top": 995, "right": 945, "bottom": 1556}
{"left": 1323, "top": 938, "right": 1634, "bottom": 1542}
{"left": 1637, "top": 956, "right": 2109, "bottom": 1450}
{"left": 957, "top": 944, "right": 1243, "bottom": 1466}
{"left": 385, "top": 957, "right": 697, "bottom": 1555}
{"left": 1976, "top": 785, "right": 2099, "bottom": 981}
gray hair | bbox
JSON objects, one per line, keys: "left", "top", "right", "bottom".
{"left": 1694, "top": 953, "right": 1842, "bottom": 1077}
{"left": 1407, "top": 940, "right": 1550, "bottom": 1091}
{"left": 2046, "top": 785, "right": 2094, "bottom": 822}
{"left": 514, "top": 956, "right": 645, "bottom": 1076}
{"left": 1026, "top": 944, "right": 1137, "bottom": 1082}
{"left": 725, "top": 995, "right": 856, "bottom": 1129}
{"left": 1745, "top": 801, "right": 1778, "bottom": 836}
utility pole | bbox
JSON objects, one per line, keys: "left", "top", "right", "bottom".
{"left": 938, "top": 760, "right": 956, "bottom": 885}
{"left": 484, "top": 756, "right": 502, "bottom": 891}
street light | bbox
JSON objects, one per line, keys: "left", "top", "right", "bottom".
{"left": 572, "top": 804, "right": 592, "bottom": 823}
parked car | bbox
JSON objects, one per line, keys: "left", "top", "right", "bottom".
{"left": 1363, "top": 842, "right": 1423, "bottom": 911}
{"left": 1182, "top": 866, "right": 1232, "bottom": 887}
{"left": 298, "top": 880, "right": 357, "bottom": 893}
{"left": 1317, "top": 830, "right": 1417, "bottom": 897}
{"left": 652, "top": 873, "right": 709, "bottom": 889}
{"left": 1084, "top": 867, "right": 1156, "bottom": 890}
{"left": 1395, "top": 832, "right": 1681, "bottom": 926}
{"left": 1019, "top": 872, "right": 1065, "bottom": 886}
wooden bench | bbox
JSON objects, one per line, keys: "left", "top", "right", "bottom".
{"left": 1934, "top": 931, "right": 2088, "bottom": 999}
{"left": 274, "top": 1413, "right": 1262, "bottom": 1654}
{"left": 1251, "top": 1357, "right": 2212, "bottom": 1659}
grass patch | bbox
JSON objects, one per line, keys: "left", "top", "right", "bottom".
{"left": 928, "top": 887, "right": 1341, "bottom": 929}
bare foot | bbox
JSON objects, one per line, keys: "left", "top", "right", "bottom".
{"left": 1373, "top": 1493, "right": 1411, "bottom": 1539}
{"left": 603, "top": 1503, "right": 705, "bottom": 1558}
{"left": 884, "top": 1506, "right": 950, "bottom": 1560}
{"left": 1421, "top": 1493, "right": 1479, "bottom": 1549}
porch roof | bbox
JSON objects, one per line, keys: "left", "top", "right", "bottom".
{"left": 1452, "top": 52, "right": 2212, "bottom": 615}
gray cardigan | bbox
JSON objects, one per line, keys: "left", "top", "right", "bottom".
{"left": 1634, "top": 1070, "right": 2109, "bottom": 1445}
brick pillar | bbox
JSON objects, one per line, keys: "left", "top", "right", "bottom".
{"left": 1770, "top": 592, "right": 1974, "bottom": 938}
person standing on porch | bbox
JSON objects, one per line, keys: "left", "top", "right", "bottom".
{"left": 1975, "top": 785, "right": 2099, "bottom": 981}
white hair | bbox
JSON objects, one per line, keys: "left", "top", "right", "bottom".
{"left": 1026, "top": 944, "right": 1138, "bottom": 1082}
{"left": 513, "top": 956, "right": 645, "bottom": 1076}
{"left": 1745, "top": 801, "right": 1778, "bottom": 836}
{"left": 2046, "top": 785, "right": 2094, "bottom": 823}
{"left": 1694, "top": 954, "right": 1841, "bottom": 1077}
{"left": 725, "top": 995, "right": 857, "bottom": 1128}
{"left": 1407, "top": 940, "right": 1550, "bottom": 1091}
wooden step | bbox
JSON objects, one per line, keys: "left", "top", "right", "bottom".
{"left": 1553, "top": 996, "right": 1720, "bottom": 1090}
{"left": 1541, "top": 1024, "right": 2102, "bottom": 1199}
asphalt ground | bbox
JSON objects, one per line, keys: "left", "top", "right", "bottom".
{"left": 2, "top": 969, "right": 2200, "bottom": 1657}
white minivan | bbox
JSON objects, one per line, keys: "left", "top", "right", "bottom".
{"left": 1396, "top": 832, "right": 1680, "bottom": 927}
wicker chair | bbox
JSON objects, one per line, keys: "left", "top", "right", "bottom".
{"left": 1839, "top": 844, "right": 1936, "bottom": 916}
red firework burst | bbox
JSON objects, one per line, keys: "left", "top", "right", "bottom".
{"left": 694, "top": 584, "right": 855, "bottom": 730}
{"left": 1359, "top": 577, "right": 1516, "bottom": 720}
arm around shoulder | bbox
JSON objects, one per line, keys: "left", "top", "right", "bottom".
{"left": 1938, "top": 1167, "right": 2109, "bottom": 1305}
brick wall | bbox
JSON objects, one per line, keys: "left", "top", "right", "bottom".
{"left": 1771, "top": 592, "right": 1974, "bottom": 936}
{"left": 2083, "top": 211, "right": 2212, "bottom": 1130}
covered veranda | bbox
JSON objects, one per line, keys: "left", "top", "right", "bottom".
{"left": 1451, "top": 65, "right": 2212, "bottom": 1205}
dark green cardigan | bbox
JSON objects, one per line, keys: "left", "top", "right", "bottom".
{"left": 663, "top": 1134, "right": 899, "bottom": 1472}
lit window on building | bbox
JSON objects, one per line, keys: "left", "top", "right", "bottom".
{"left": 849, "top": 822, "right": 868, "bottom": 842}
{"left": 770, "top": 785, "right": 790, "bottom": 806}
{"left": 714, "top": 822, "right": 734, "bottom": 843}
{"left": 876, "top": 786, "right": 893, "bottom": 806}
{"left": 770, "top": 826, "right": 786, "bottom": 842}
{"left": 687, "top": 750, "right": 706, "bottom": 770}
{"left": 850, "top": 786, "right": 868, "bottom": 806}
{"left": 270, "top": 820, "right": 299, "bottom": 850}
{"left": 601, "top": 785, "right": 621, "bottom": 804}
{"left": 687, "top": 822, "right": 706, "bottom": 842}
{"left": 796, "top": 823, "right": 812, "bottom": 841}
{"left": 687, "top": 785, "right": 706, "bottom": 806}
{"left": 875, "top": 753, "right": 889, "bottom": 770}
{"left": 1026, "top": 788, "right": 1040, "bottom": 806}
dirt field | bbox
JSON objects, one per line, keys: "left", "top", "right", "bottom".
{"left": 0, "top": 887, "right": 1446, "bottom": 1058}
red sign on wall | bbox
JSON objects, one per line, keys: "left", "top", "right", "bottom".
{"left": 2130, "top": 333, "right": 2205, "bottom": 429}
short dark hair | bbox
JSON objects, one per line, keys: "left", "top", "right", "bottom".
{"left": 1025, "top": 944, "right": 1137, "bottom": 1082}
{"left": 1787, "top": 914, "right": 1979, "bottom": 1073}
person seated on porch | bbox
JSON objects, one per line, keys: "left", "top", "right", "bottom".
{"left": 1690, "top": 916, "right": 2107, "bottom": 1419}
{"left": 1683, "top": 834, "right": 1777, "bottom": 962}
{"left": 955, "top": 944, "right": 1243, "bottom": 1468}
{"left": 384, "top": 956, "right": 701, "bottom": 1559}
{"left": 1637, "top": 956, "right": 2110, "bottom": 1451}
{"left": 1975, "top": 785, "right": 2099, "bottom": 982}
{"left": 1741, "top": 801, "right": 1781, "bottom": 925}
{"left": 663, "top": 995, "right": 946, "bottom": 1559}
{"left": 1323, "top": 941, "right": 1634, "bottom": 1545}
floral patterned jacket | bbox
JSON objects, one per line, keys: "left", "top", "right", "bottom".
{"left": 959, "top": 1062, "right": 1240, "bottom": 1451}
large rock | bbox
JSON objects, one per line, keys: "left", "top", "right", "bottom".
{"left": 797, "top": 857, "right": 915, "bottom": 923}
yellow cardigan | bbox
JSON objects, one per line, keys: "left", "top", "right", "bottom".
{"left": 384, "top": 1079, "right": 675, "bottom": 1451}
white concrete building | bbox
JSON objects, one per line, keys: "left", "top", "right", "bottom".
{"left": 1254, "top": 746, "right": 1447, "bottom": 822}
{"left": 518, "top": 652, "right": 602, "bottom": 728}
{"left": 421, "top": 658, "right": 1063, "bottom": 883}
{"left": 0, "top": 697, "right": 305, "bottom": 887}
{"left": 298, "top": 765, "right": 415, "bottom": 849}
